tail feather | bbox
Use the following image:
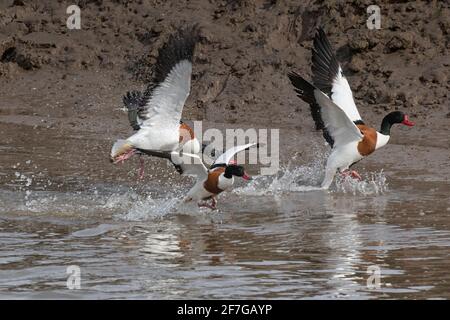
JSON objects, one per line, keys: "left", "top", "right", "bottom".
{"left": 123, "top": 91, "right": 144, "bottom": 130}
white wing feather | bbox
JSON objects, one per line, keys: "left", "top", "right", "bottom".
{"left": 141, "top": 60, "right": 192, "bottom": 130}
{"left": 174, "top": 153, "right": 208, "bottom": 181}
{"left": 330, "top": 67, "right": 362, "bottom": 122}
{"left": 126, "top": 60, "right": 191, "bottom": 151}
{"left": 213, "top": 143, "right": 257, "bottom": 166}
{"left": 314, "top": 89, "right": 363, "bottom": 147}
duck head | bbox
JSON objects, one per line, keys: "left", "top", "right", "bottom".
{"left": 224, "top": 164, "right": 252, "bottom": 180}
{"left": 380, "top": 111, "right": 415, "bottom": 135}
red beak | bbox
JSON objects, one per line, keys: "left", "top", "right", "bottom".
{"left": 242, "top": 173, "right": 252, "bottom": 181}
{"left": 402, "top": 115, "right": 415, "bottom": 127}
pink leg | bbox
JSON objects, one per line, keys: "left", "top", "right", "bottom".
{"left": 350, "top": 170, "right": 362, "bottom": 180}
{"left": 341, "top": 169, "right": 362, "bottom": 181}
{"left": 114, "top": 149, "right": 136, "bottom": 164}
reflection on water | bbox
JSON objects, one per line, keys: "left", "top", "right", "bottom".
{"left": 1, "top": 176, "right": 450, "bottom": 299}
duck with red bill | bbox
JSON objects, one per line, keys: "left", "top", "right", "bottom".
{"left": 242, "top": 172, "right": 252, "bottom": 181}
{"left": 402, "top": 114, "right": 415, "bottom": 127}
{"left": 181, "top": 143, "right": 258, "bottom": 210}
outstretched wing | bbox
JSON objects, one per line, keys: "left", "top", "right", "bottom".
{"left": 288, "top": 72, "right": 335, "bottom": 147}
{"left": 312, "top": 27, "right": 362, "bottom": 123}
{"left": 129, "top": 25, "right": 200, "bottom": 134}
{"left": 174, "top": 153, "right": 208, "bottom": 181}
{"left": 211, "top": 143, "right": 258, "bottom": 167}
{"left": 288, "top": 73, "right": 362, "bottom": 148}
{"left": 314, "top": 90, "right": 363, "bottom": 147}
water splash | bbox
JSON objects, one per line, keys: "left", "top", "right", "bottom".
{"left": 235, "top": 155, "right": 388, "bottom": 196}
{"left": 113, "top": 176, "right": 212, "bottom": 221}
{"left": 1, "top": 150, "right": 389, "bottom": 219}
{"left": 13, "top": 172, "right": 33, "bottom": 190}
{"left": 118, "top": 196, "right": 182, "bottom": 221}
{"left": 116, "top": 190, "right": 217, "bottom": 221}
{"left": 334, "top": 169, "right": 388, "bottom": 195}
{"left": 0, "top": 183, "right": 138, "bottom": 217}
{"left": 234, "top": 151, "right": 325, "bottom": 196}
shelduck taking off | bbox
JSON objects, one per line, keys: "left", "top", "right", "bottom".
{"left": 288, "top": 27, "right": 415, "bottom": 189}
{"left": 179, "top": 143, "right": 257, "bottom": 210}
{"left": 110, "top": 25, "right": 205, "bottom": 175}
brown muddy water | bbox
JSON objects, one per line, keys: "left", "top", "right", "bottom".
{"left": 0, "top": 125, "right": 450, "bottom": 299}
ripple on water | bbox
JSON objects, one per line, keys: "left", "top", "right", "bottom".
{"left": 1, "top": 148, "right": 449, "bottom": 299}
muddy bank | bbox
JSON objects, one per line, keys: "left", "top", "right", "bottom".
{"left": 0, "top": 0, "right": 449, "bottom": 189}
{"left": 2, "top": 1, "right": 450, "bottom": 300}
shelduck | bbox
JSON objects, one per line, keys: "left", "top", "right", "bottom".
{"left": 110, "top": 25, "right": 206, "bottom": 177}
{"left": 288, "top": 28, "right": 415, "bottom": 189}
{"left": 179, "top": 143, "right": 257, "bottom": 210}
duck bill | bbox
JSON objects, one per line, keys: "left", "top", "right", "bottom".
{"left": 242, "top": 173, "right": 252, "bottom": 181}
{"left": 402, "top": 115, "right": 415, "bottom": 127}
{"left": 110, "top": 140, "right": 135, "bottom": 164}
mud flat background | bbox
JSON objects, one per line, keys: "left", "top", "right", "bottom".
{"left": 0, "top": 0, "right": 450, "bottom": 299}
{"left": 0, "top": 0, "right": 449, "bottom": 187}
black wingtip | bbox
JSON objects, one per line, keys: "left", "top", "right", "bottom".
{"left": 123, "top": 90, "right": 144, "bottom": 110}
{"left": 311, "top": 26, "right": 340, "bottom": 95}
{"left": 316, "top": 26, "right": 326, "bottom": 37}
{"left": 173, "top": 164, "right": 184, "bottom": 175}
{"left": 153, "top": 24, "right": 201, "bottom": 84}
{"left": 243, "top": 143, "right": 259, "bottom": 151}
{"left": 287, "top": 71, "right": 299, "bottom": 82}
{"left": 288, "top": 71, "right": 335, "bottom": 147}
{"left": 314, "top": 26, "right": 330, "bottom": 45}
{"left": 123, "top": 90, "right": 144, "bottom": 130}
{"left": 287, "top": 71, "right": 316, "bottom": 105}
